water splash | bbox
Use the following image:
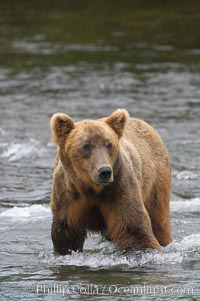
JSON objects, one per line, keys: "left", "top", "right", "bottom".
{"left": 0, "top": 139, "right": 47, "bottom": 162}
{"left": 173, "top": 170, "right": 199, "bottom": 180}
{"left": 0, "top": 204, "right": 50, "bottom": 221}
{"left": 39, "top": 234, "right": 200, "bottom": 269}
{"left": 170, "top": 198, "right": 200, "bottom": 213}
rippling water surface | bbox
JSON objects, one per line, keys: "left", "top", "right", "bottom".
{"left": 0, "top": 1, "right": 200, "bottom": 300}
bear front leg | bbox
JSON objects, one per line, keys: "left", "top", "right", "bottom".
{"left": 51, "top": 216, "right": 86, "bottom": 255}
{"left": 126, "top": 216, "right": 161, "bottom": 250}
{"left": 100, "top": 198, "right": 160, "bottom": 250}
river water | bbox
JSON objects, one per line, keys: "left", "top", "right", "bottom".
{"left": 0, "top": 1, "right": 200, "bottom": 300}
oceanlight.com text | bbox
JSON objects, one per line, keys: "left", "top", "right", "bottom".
{"left": 36, "top": 283, "right": 197, "bottom": 297}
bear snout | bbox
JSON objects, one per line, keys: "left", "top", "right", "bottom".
{"left": 97, "top": 166, "right": 113, "bottom": 185}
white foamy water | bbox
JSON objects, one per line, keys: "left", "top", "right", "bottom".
{"left": 39, "top": 233, "right": 200, "bottom": 269}
{"left": 173, "top": 170, "right": 199, "bottom": 180}
{"left": 0, "top": 139, "right": 47, "bottom": 161}
{"left": 170, "top": 198, "right": 200, "bottom": 213}
{"left": 0, "top": 204, "right": 51, "bottom": 221}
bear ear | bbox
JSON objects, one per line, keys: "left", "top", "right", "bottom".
{"left": 105, "top": 109, "right": 129, "bottom": 138}
{"left": 50, "top": 113, "right": 75, "bottom": 146}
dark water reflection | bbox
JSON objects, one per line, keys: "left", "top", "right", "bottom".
{"left": 0, "top": 1, "right": 200, "bottom": 300}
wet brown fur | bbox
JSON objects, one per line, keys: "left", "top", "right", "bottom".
{"left": 50, "top": 109, "right": 172, "bottom": 255}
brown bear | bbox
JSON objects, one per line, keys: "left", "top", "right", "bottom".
{"left": 50, "top": 109, "right": 172, "bottom": 255}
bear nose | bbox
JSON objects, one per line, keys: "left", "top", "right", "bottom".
{"left": 98, "top": 166, "right": 112, "bottom": 181}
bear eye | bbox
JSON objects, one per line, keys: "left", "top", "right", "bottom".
{"left": 107, "top": 142, "right": 113, "bottom": 150}
{"left": 82, "top": 143, "right": 93, "bottom": 151}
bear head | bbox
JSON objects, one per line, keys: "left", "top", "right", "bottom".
{"left": 50, "top": 109, "right": 129, "bottom": 191}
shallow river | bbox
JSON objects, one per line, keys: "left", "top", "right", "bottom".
{"left": 0, "top": 1, "right": 200, "bottom": 300}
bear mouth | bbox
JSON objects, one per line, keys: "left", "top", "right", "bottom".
{"left": 98, "top": 181, "right": 111, "bottom": 186}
